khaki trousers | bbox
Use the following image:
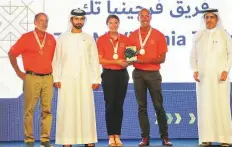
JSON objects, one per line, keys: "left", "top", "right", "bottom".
{"left": 23, "top": 74, "right": 53, "bottom": 143}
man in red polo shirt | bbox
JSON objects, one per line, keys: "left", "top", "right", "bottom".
{"left": 129, "top": 8, "right": 172, "bottom": 146}
{"left": 8, "top": 13, "right": 56, "bottom": 147}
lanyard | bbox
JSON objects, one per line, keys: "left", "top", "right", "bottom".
{"left": 33, "top": 31, "right": 46, "bottom": 50}
{"left": 138, "top": 27, "right": 152, "bottom": 49}
{"left": 109, "top": 34, "right": 119, "bottom": 54}
{"left": 109, "top": 39, "right": 119, "bottom": 54}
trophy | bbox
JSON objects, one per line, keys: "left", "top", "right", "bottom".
{"left": 124, "top": 46, "right": 138, "bottom": 62}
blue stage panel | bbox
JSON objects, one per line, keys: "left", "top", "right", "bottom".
{"left": 0, "top": 83, "right": 206, "bottom": 141}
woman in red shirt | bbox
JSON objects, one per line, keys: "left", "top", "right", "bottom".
{"left": 97, "top": 15, "right": 129, "bottom": 147}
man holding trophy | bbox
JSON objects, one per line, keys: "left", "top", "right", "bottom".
{"left": 97, "top": 15, "right": 130, "bottom": 147}
{"left": 128, "top": 8, "right": 172, "bottom": 146}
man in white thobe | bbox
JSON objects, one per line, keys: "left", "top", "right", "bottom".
{"left": 52, "top": 8, "right": 101, "bottom": 147}
{"left": 190, "top": 9, "right": 232, "bottom": 146}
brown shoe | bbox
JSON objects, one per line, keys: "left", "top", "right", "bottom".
{"left": 115, "top": 137, "right": 123, "bottom": 147}
{"left": 108, "top": 137, "right": 117, "bottom": 147}
{"left": 85, "top": 143, "right": 95, "bottom": 147}
{"left": 221, "top": 143, "right": 229, "bottom": 147}
{"left": 200, "top": 142, "right": 211, "bottom": 146}
{"left": 139, "top": 137, "right": 150, "bottom": 146}
{"left": 162, "top": 137, "right": 172, "bottom": 146}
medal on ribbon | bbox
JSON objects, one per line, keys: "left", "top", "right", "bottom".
{"left": 109, "top": 35, "right": 119, "bottom": 60}
{"left": 33, "top": 31, "right": 46, "bottom": 55}
{"left": 138, "top": 27, "right": 152, "bottom": 55}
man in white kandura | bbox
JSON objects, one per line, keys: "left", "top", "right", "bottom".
{"left": 52, "top": 8, "right": 101, "bottom": 147}
{"left": 190, "top": 8, "right": 232, "bottom": 147}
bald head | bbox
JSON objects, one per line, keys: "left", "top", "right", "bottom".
{"left": 138, "top": 8, "right": 151, "bottom": 28}
{"left": 34, "top": 13, "right": 48, "bottom": 32}
{"left": 138, "top": 8, "right": 151, "bottom": 16}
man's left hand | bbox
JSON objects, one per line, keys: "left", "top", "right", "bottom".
{"left": 220, "top": 71, "right": 228, "bottom": 81}
{"left": 92, "top": 84, "right": 100, "bottom": 90}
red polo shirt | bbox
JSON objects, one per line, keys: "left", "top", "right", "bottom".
{"left": 9, "top": 29, "right": 56, "bottom": 74}
{"left": 129, "top": 28, "right": 167, "bottom": 71}
{"left": 97, "top": 33, "right": 129, "bottom": 70}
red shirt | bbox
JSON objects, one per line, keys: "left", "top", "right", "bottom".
{"left": 129, "top": 28, "right": 167, "bottom": 71}
{"left": 9, "top": 29, "right": 56, "bottom": 73}
{"left": 97, "top": 33, "right": 129, "bottom": 70}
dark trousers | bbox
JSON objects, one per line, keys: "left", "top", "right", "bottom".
{"left": 101, "top": 68, "right": 129, "bottom": 135}
{"left": 132, "top": 69, "right": 168, "bottom": 139}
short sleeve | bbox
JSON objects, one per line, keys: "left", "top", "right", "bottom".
{"left": 9, "top": 34, "right": 26, "bottom": 57}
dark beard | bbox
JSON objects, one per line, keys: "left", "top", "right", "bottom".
{"left": 73, "top": 25, "right": 83, "bottom": 29}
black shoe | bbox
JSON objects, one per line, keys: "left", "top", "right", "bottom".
{"left": 139, "top": 137, "right": 150, "bottom": 146}
{"left": 162, "top": 137, "right": 172, "bottom": 146}
{"left": 24, "top": 142, "right": 34, "bottom": 147}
